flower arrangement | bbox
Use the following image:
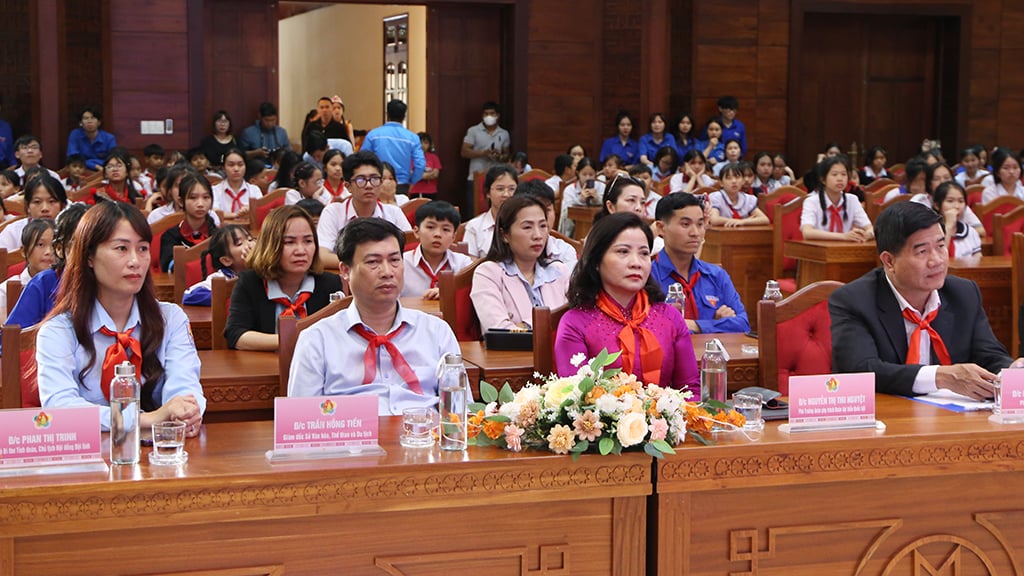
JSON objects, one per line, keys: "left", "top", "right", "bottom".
{"left": 467, "top": 349, "right": 745, "bottom": 459}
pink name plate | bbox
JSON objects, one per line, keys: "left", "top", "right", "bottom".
{"left": 269, "top": 395, "right": 383, "bottom": 461}
{"left": 0, "top": 406, "right": 103, "bottom": 469}
{"left": 997, "top": 369, "right": 1024, "bottom": 421}
{"left": 787, "top": 372, "right": 876, "bottom": 432}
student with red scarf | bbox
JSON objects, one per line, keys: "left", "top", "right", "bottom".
{"left": 159, "top": 173, "right": 217, "bottom": 272}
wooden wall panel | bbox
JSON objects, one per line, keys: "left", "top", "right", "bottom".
{"left": 0, "top": 0, "right": 32, "bottom": 159}
{"left": 600, "top": 0, "right": 644, "bottom": 144}
{"left": 109, "top": 0, "right": 189, "bottom": 152}
{"left": 668, "top": 0, "right": 694, "bottom": 120}
{"left": 63, "top": 0, "right": 104, "bottom": 161}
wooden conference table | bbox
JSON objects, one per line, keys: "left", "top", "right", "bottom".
{"left": 948, "top": 254, "right": 1012, "bottom": 352}
{"left": 5, "top": 395, "right": 1023, "bottom": 574}
{"left": 655, "top": 393, "right": 1024, "bottom": 575}
{"left": 702, "top": 225, "right": 774, "bottom": 331}
{"left": 0, "top": 417, "right": 652, "bottom": 575}
{"left": 785, "top": 238, "right": 878, "bottom": 288}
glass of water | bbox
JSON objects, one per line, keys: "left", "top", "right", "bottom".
{"left": 149, "top": 421, "right": 188, "bottom": 466}
{"left": 401, "top": 407, "right": 439, "bottom": 448}
{"left": 732, "top": 392, "right": 764, "bottom": 432}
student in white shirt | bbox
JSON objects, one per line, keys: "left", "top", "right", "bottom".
{"left": 800, "top": 155, "right": 873, "bottom": 242}
{"left": 0, "top": 219, "right": 54, "bottom": 323}
{"left": 558, "top": 157, "right": 604, "bottom": 238}
{"left": 317, "top": 151, "right": 412, "bottom": 269}
{"left": 980, "top": 147, "right": 1024, "bottom": 204}
{"left": 464, "top": 164, "right": 519, "bottom": 257}
{"left": 401, "top": 200, "right": 473, "bottom": 300}
{"left": 212, "top": 148, "right": 263, "bottom": 219}
{"left": 707, "top": 163, "right": 769, "bottom": 228}
{"left": 932, "top": 181, "right": 982, "bottom": 259}
{"left": 0, "top": 174, "right": 66, "bottom": 252}
{"left": 289, "top": 217, "right": 462, "bottom": 416}
{"left": 285, "top": 161, "right": 331, "bottom": 207}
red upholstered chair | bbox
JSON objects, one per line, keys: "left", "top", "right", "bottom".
{"left": 210, "top": 275, "right": 238, "bottom": 350}
{"left": 403, "top": 230, "right": 419, "bottom": 252}
{"left": 992, "top": 206, "right": 1024, "bottom": 256}
{"left": 249, "top": 188, "right": 287, "bottom": 233}
{"left": 278, "top": 294, "right": 352, "bottom": 395}
{"left": 975, "top": 196, "right": 1024, "bottom": 237}
{"left": 172, "top": 240, "right": 212, "bottom": 304}
{"left": 438, "top": 259, "right": 484, "bottom": 341}
{"left": 758, "top": 186, "right": 805, "bottom": 224}
{"left": 966, "top": 184, "right": 985, "bottom": 208}
{"left": 757, "top": 280, "right": 843, "bottom": 395}
{"left": 771, "top": 197, "right": 803, "bottom": 294}
{"left": 401, "top": 197, "right": 430, "bottom": 224}
{"left": 1, "top": 322, "right": 42, "bottom": 408}
{"left": 3, "top": 197, "right": 24, "bottom": 216}
{"left": 6, "top": 278, "right": 22, "bottom": 316}
{"left": 532, "top": 303, "right": 569, "bottom": 377}
{"left": 1012, "top": 233, "right": 1024, "bottom": 356}
{"left": 0, "top": 247, "right": 26, "bottom": 279}
{"left": 865, "top": 193, "right": 910, "bottom": 223}
{"left": 148, "top": 212, "right": 185, "bottom": 274}
{"left": 888, "top": 163, "right": 906, "bottom": 182}
{"left": 473, "top": 170, "right": 487, "bottom": 216}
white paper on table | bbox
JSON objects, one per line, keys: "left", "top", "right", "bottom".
{"left": 910, "top": 388, "right": 994, "bottom": 412}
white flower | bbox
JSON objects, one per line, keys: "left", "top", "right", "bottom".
{"left": 570, "top": 352, "right": 587, "bottom": 368}
{"left": 514, "top": 385, "right": 542, "bottom": 405}
{"left": 544, "top": 378, "right": 578, "bottom": 409}
{"left": 656, "top": 393, "right": 682, "bottom": 415}
{"left": 596, "top": 394, "right": 621, "bottom": 415}
{"left": 485, "top": 401, "right": 498, "bottom": 416}
{"left": 533, "top": 371, "right": 544, "bottom": 379}
{"left": 616, "top": 412, "right": 649, "bottom": 447}
{"left": 498, "top": 402, "right": 520, "bottom": 422}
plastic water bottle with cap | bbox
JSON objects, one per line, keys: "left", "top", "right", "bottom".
{"left": 109, "top": 361, "right": 140, "bottom": 465}
{"left": 762, "top": 279, "right": 783, "bottom": 302}
{"left": 438, "top": 353, "right": 469, "bottom": 451}
{"left": 701, "top": 340, "right": 727, "bottom": 404}
{"left": 666, "top": 282, "right": 685, "bottom": 314}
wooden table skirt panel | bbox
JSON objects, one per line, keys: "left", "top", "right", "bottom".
{"left": 948, "top": 255, "right": 1012, "bottom": 353}
{"left": 785, "top": 239, "right": 878, "bottom": 289}
{"left": 702, "top": 226, "right": 774, "bottom": 332}
{"left": 0, "top": 419, "right": 651, "bottom": 576}
{"left": 654, "top": 395, "right": 1024, "bottom": 575}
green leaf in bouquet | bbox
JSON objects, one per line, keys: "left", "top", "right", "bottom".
{"left": 468, "top": 401, "right": 486, "bottom": 412}
{"left": 610, "top": 440, "right": 623, "bottom": 455}
{"left": 591, "top": 349, "right": 610, "bottom": 372}
{"left": 498, "top": 382, "right": 515, "bottom": 404}
{"left": 571, "top": 439, "right": 589, "bottom": 453}
{"left": 599, "top": 367, "right": 622, "bottom": 380}
{"left": 480, "top": 381, "right": 499, "bottom": 403}
{"left": 688, "top": 430, "right": 713, "bottom": 446}
{"left": 599, "top": 436, "right": 615, "bottom": 455}
{"left": 484, "top": 414, "right": 511, "bottom": 423}
{"left": 578, "top": 378, "right": 595, "bottom": 397}
{"left": 644, "top": 442, "right": 665, "bottom": 459}
{"left": 702, "top": 399, "right": 731, "bottom": 413}
{"left": 651, "top": 439, "right": 676, "bottom": 455}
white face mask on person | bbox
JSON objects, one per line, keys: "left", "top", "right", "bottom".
{"left": 483, "top": 115, "right": 498, "bottom": 127}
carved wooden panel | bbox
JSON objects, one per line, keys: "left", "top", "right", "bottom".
{"left": 375, "top": 544, "right": 569, "bottom": 575}
{"left": 153, "top": 567, "right": 285, "bottom": 576}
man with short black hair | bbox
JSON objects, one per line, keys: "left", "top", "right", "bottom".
{"left": 239, "top": 102, "right": 291, "bottom": 161}
{"left": 830, "top": 201, "right": 1023, "bottom": 398}
{"left": 461, "top": 101, "right": 511, "bottom": 206}
{"left": 288, "top": 217, "right": 462, "bottom": 415}
{"left": 360, "top": 99, "right": 425, "bottom": 196}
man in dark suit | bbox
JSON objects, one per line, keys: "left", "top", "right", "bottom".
{"left": 829, "top": 201, "right": 1023, "bottom": 398}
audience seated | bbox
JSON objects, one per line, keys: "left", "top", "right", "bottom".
{"left": 401, "top": 200, "right": 472, "bottom": 300}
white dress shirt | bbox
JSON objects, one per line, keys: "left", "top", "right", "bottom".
{"left": 401, "top": 246, "right": 474, "bottom": 298}
{"left": 463, "top": 209, "right": 497, "bottom": 258}
{"left": 212, "top": 180, "right": 263, "bottom": 213}
{"left": 316, "top": 199, "right": 411, "bottom": 253}
{"left": 882, "top": 273, "right": 941, "bottom": 394}
{"left": 800, "top": 193, "right": 870, "bottom": 233}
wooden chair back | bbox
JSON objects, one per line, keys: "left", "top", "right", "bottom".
{"left": 403, "top": 230, "right": 418, "bottom": 252}
{"left": 148, "top": 212, "right": 185, "bottom": 274}
{"left": 771, "top": 198, "right": 804, "bottom": 287}
{"left": 975, "top": 196, "right": 1024, "bottom": 236}
{"left": 1013, "top": 233, "right": 1024, "bottom": 357}
{"left": 454, "top": 222, "right": 467, "bottom": 243}
{"left": 532, "top": 303, "right": 570, "bottom": 377}
{"left": 249, "top": 188, "right": 287, "bottom": 233}
{"left": 693, "top": 185, "right": 718, "bottom": 196}
{"left": 757, "top": 280, "right": 843, "bottom": 395}
{"left": 758, "top": 186, "right": 805, "bottom": 224}
{"left": 278, "top": 294, "right": 353, "bottom": 395}
{"left": 863, "top": 177, "right": 896, "bottom": 193}
{"left": 888, "top": 163, "right": 906, "bottom": 182}
{"left": 472, "top": 170, "right": 486, "bottom": 216}
{"left": 401, "top": 197, "right": 430, "bottom": 224}
{"left": 966, "top": 184, "right": 985, "bottom": 207}
{"left": 6, "top": 278, "right": 22, "bottom": 317}
{"left": 1, "top": 322, "right": 42, "bottom": 408}
{"left": 0, "top": 247, "right": 26, "bottom": 279}
{"left": 992, "top": 206, "right": 1024, "bottom": 256}
{"left": 549, "top": 229, "right": 583, "bottom": 258}
{"left": 172, "top": 239, "right": 212, "bottom": 304}
{"left": 439, "top": 259, "right": 484, "bottom": 341}
{"left": 210, "top": 275, "right": 238, "bottom": 350}
{"left": 0, "top": 215, "right": 25, "bottom": 238}
{"left": 4, "top": 196, "right": 24, "bottom": 216}
{"left": 866, "top": 193, "right": 911, "bottom": 222}
{"left": 519, "top": 169, "right": 552, "bottom": 183}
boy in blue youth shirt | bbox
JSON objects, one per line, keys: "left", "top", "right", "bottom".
{"left": 650, "top": 192, "right": 750, "bottom": 334}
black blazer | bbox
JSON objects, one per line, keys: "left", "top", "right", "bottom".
{"left": 829, "top": 268, "right": 1011, "bottom": 396}
{"left": 224, "top": 269, "right": 344, "bottom": 349}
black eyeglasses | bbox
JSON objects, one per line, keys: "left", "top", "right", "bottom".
{"left": 349, "top": 175, "right": 382, "bottom": 188}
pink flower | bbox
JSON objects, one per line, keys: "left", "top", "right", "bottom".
{"left": 504, "top": 424, "right": 524, "bottom": 452}
{"left": 547, "top": 424, "right": 576, "bottom": 454}
{"left": 573, "top": 410, "right": 605, "bottom": 441}
{"left": 649, "top": 418, "right": 669, "bottom": 442}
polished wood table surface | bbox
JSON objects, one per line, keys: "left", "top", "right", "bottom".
{"left": 183, "top": 305, "right": 212, "bottom": 349}
{"left": 949, "top": 254, "right": 1012, "bottom": 352}
{"left": 152, "top": 271, "right": 174, "bottom": 302}
{"left": 198, "top": 349, "right": 279, "bottom": 420}
{"left": 655, "top": 394, "right": 1024, "bottom": 575}
{"left": 0, "top": 418, "right": 651, "bottom": 575}
{"left": 399, "top": 295, "right": 441, "bottom": 317}
{"left": 566, "top": 204, "right": 601, "bottom": 240}
{"left": 460, "top": 332, "right": 760, "bottom": 393}
{"left": 702, "top": 225, "right": 774, "bottom": 331}
{"left": 785, "top": 239, "right": 878, "bottom": 288}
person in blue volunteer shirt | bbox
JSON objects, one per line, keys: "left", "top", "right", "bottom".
{"left": 66, "top": 106, "right": 118, "bottom": 170}
{"left": 649, "top": 192, "right": 749, "bottom": 334}
{"left": 360, "top": 99, "right": 426, "bottom": 196}
{"left": 599, "top": 110, "right": 639, "bottom": 167}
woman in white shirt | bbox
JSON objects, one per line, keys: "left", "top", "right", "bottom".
{"left": 464, "top": 164, "right": 519, "bottom": 257}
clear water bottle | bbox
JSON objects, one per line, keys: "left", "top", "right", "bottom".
{"left": 666, "top": 282, "right": 685, "bottom": 314}
{"left": 109, "top": 361, "right": 140, "bottom": 465}
{"left": 762, "top": 279, "right": 783, "bottom": 302}
{"left": 700, "top": 341, "right": 727, "bottom": 404}
{"left": 329, "top": 291, "right": 344, "bottom": 303}
{"left": 438, "top": 353, "right": 469, "bottom": 451}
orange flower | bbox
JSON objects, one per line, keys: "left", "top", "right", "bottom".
{"left": 685, "top": 403, "right": 714, "bottom": 435}
{"left": 585, "top": 387, "right": 606, "bottom": 404}
{"left": 467, "top": 410, "right": 485, "bottom": 439}
{"left": 612, "top": 385, "right": 634, "bottom": 398}
{"left": 483, "top": 419, "right": 506, "bottom": 440}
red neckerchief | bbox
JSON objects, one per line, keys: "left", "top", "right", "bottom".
{"left": 98, "top": 327, "right": 142, "bottom": 401}
{"left": 720, "top": 192, "right": 743, "bottom": 219}
{"left": 101, "top": 183, "right": 131, "bottom": 204}
{"left": 668, "top": 268, "right": 701, "bottom": 320}
{"left": 264, "top": 280, "right": 311, "bottom": 318}
{"left": 417, "top": 255, "right": 450, "bottom": 289}
{"left": 351, "top": 323, "right": 424, "bottom": 394}
{"left": 324, "top": 179, "right": 344, "bottom": 198}
{"left": 344, "top": 198, "right": 383, "bottom": 222}
{"left": 827, "top": 194, "right": 845, "bottom": 233}
{"left": 224, "top": 183, "right": 247, "bottom": 213}
{"left": 179, "top": 218, "right": 210, "bottom": 244}
{"left": 903, "top": 308, "right": 951, "bottom": 365}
